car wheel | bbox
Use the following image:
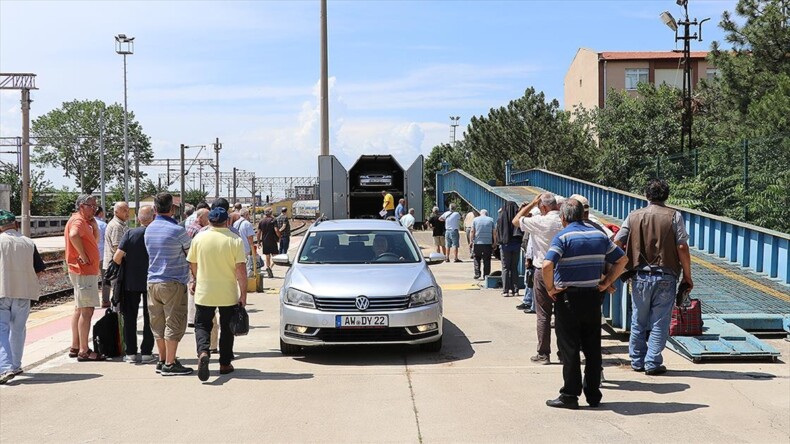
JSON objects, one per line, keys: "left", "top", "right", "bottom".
{"left": 420, "top": 336, "right": 442, "bottom": 353}
{"left": 280, "top": 338, "right": 302, "bottom": 356}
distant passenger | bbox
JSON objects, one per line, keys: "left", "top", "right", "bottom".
{"left": 257, "top": 207, "right": 280, "bottom": 279}
{"left": 0, "top": 209, "right": 45, "bottom": 384}
{"left": 426, "top": 206, "right": 446, "bottom": 256}
{"left": 180, "top": 205, "right": 194, "bottom": 227}
{"left": 103, "top": 201, "right": 129, "bottom": 308}
{"left": 470, "top": 209, "right": 495, "bottom": 281}
{"left": 144, "top": 193, "right": 193, "bottom": 376}
{"left": 496, "top": 201, "right": 523, "bottom": 297}
{"left": 233, "top": 202, "right": 243, "bottom": 213}
{"left": 463, "top": 210, "right": 478, "bottom": 259}
{"left": 65, "top": 194, "right": 105, "bottom": 361}
{"left": 185, "top": 202, "right": 209, "bottom": 227}
{"left": 400, "top": 208, "right": 416, "bottom": 231}
{"left": 233, "top": 208, "right": 257, "bottom": 277}
{"left": 276, "top": 207, "right": 291, "bottom": 255}
{"left": 95, "top": 205, "right": 109, "bottom": 308}
{"left": 395, "top": 199, "right": 407, "bottom": 220}
{"left": 440, "top": 204, "right": 462, "bottom": 263}
{"left": 614, "top": 179, "right": 693, "bottom": 376}
{"left": 187, "top": 207, "right": 247, "bottom": 381}
{"left": 381, "top": 190, "right": 395, "bottom": 218}
{"left": 112, "top": 205, "right": 156, "bottom": 365}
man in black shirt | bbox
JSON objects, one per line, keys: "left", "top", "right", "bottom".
{"left": 426, "top": 206, "right": 447, "bottom": 257}
{"left": 276, "top": 207, "right": 291, "bottom": 255}
{"left": 113, "top": 205, "right": 156, "bottom": 364}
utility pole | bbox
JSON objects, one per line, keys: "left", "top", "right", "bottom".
{"left": 232, "top": 167, "right": 237, "bottom": 204}
{"left": 0, "top": 73, "right": 37, "bottom": 237}
{"left": 115, "top": 34, "right": 134, "bottom": 200}
{"left": 320, "top": 0, "right": 329, "bottom": 156}
{"left": 213, "top": 137, "right": 222, "bottom": 199}
{"left": 99, "top": 107, "right": 105, "bottom": 211}
{"left": 180, "top": 144, "right": 186, "bottom": 215}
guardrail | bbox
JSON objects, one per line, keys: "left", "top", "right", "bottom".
{"left": 435, "top": 169, "right": 507, "bottom": 215}
{"left": 516, "top": 169, "right": 790, "bottom": 285}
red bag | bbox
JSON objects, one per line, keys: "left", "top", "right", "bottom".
{"left": 670, "top": 299, "right": 703, "bottom": 336}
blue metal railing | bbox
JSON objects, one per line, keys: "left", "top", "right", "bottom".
{"left": 435, "top": 169, "right": 507, "bottom": 215}
{"left": 509, "top": 170, "right": 530, "bottom": 186}
{"left": 519, "top": 169, "right": 790, "bottom": 285}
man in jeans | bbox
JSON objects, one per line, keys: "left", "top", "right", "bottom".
{"left": 145, "top": 193, "right": 193, "bottom": 376}
{"left": 440, "top": 204, "right": 462, "bottom": 263}
{"left": 615, "top": 179, "right": 693, "bottom": 375}
{"left": 512, "top": 193, "right": 563, "bottom": 364}
{"left": 470, "top": 209, "right": 495, "bottom": 281}
{"left": 275, "top": 207, "right": 291, "bottom": 255}
{"left": 0, "top": 210, "right": 45, "bottom": 384}
{"left": 113, "top": 205, "right": 156, "bottom": 365}
{"left": 188, "top": 207, "right": 247, "bottom": 381}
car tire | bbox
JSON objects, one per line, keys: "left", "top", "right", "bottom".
{"left": 280, "top": 338, "right": 302, "bottom": 356}
{"left": 420, "top": 336, "right": 442, "bottom": 353}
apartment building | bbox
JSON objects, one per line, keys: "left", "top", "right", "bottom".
{"left": 564, "top": 47, "right": 716, "bottom": 111}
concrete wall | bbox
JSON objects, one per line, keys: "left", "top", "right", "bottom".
{"left": 0, "top": 184, "right": 10, "bottom": 211}
{"left": 564, "top": 48, "right": 600, "bottom": 112}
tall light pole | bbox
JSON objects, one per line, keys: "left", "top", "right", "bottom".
{"left": 449, "top": 116, "right": 460, "bottom": 146}
{"left": 115, "top": 34, "right": 134, "bottom": 201}
{"left": 320, "top": 0, "right": 329, "bottom": 156}
{"left": 213, "top": 137, "right": 222, "bottom": 199}
{"left": 660, "top": 2, "right": 708, "bottom": 154}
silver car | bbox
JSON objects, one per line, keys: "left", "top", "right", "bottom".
{"left": 275, "top": 219, "right": 444, "bottom": 355}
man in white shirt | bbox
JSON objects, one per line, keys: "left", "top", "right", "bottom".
{"left": 232, "top": 208, "right": 257, "bottom": 277}
{"left": 440, "top": 204, "right": 463, "bottom": 262}
{"left": 512, "top": 193, "right": 563, "bottom": 364}
{"left": 400, "top": 208, "right": 416, "bottom": 231}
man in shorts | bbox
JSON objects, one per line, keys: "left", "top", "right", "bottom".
{"left": 440, "top": 203, "right": 462, "bottom": 262}
{"left": 65, "top": 194, "right": 105, "bottom": 361}
{"left": 145, "top": 193, "right": 193, "bottom": 376}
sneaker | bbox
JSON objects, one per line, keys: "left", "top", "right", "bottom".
{"left": 11, "top": 368, "right": 23, "bottom": 376}
{"left": 523, "top": 308, "right": 536, "bottom": 314}
{"left": 155, "top": 361, "right": 165, "bottom": 374}
{"left": 161, "top": 360, "right": 194, "bottom": 376}
{"left": 123, "top": 354, "right": 138, "bottom": 364}
{"left": 0, "top": 371, "right": 15, "bottom": 385}
{"left": 516, "top": 303, "right": 528, "bottom": 310}
{"left": 197, "top": 352, "right": 210, "bottom": 382}
{"left": 530, "top": 354, "right": 550, "bottom": 364}
{"left": 645, "top": 365, "right": 667, "bottom": 376}
{"left": 140, "top": 354, "right": 158, "bottom": 364}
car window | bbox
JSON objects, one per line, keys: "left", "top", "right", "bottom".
{"left": 298, "top": 230, "right": 420, "bottom": 264}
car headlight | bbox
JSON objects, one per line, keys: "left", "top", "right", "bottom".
{"left": 284, "top": 288, "right": 316, "bottom": 309}
{"left": 409, "top": 287, "right": 438, "bottom": 307}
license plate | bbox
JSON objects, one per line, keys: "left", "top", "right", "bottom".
{"left": 336, "top": 315, "right": 389, "bottom": 328}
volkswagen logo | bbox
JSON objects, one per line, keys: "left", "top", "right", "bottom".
{"left": 355, "top": 296, "right": 370, "bottom": 311}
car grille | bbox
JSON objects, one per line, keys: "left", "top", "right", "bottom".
{"left": 306, "top": 328, "right": 438, "bottom": 343}
{"left": 313, "top": 295, "right": 410, "bottom": 312}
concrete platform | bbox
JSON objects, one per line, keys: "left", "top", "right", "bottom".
{"left": 2, "top": 231, "right": 789, "bottom": 443}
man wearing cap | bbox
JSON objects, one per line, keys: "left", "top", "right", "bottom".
{"left": 188, "top": 207, "right": 247, "bottom": 381}
{"left": 275, "top": 207, "right": 291, "bottom": 255}
{"left": 569, "top": 194, "right": 613, "bottom": 239}
{"left": 65, "top": 194, "right": 106, "bottom": 361}
{"left": 0, "top": 210, "right": 46, "bottom": 384}
{"left": 145, "top": 193, "right": 193, "bottom": 376}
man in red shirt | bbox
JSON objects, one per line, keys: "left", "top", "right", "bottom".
{"left": 64, "top": 194, "right": 105, "bottom": 361}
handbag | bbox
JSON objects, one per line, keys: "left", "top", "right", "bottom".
{"left": 92, "top": 308, "right": 122, "bottom": 357}
{"left": 670, "top": 298, "right": 703, "bottom": 336}
{"left": 228, "top": 304, "right": 250, "bottom": 336}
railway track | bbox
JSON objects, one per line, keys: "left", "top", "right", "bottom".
{"left": 32, "top": 287, "right": 74, "bottom": 312}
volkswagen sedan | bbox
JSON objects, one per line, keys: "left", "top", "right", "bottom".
{"left": 275, "top": 219, "right": 444, "bottom": 355}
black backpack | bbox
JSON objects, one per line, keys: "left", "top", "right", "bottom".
{"left": 92, "top": 308, "right": 122, "bottom": 357}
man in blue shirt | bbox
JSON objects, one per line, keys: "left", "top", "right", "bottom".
{"left": 144, "top": 193, "right": 193, "bottom": 376}
{"left": 470, "top": 209, "right": 495, "bottom": 280}
{"left": 395, "top": 198, "right": 406, "bottom": 220}
{"left": 542, "top": 199, "right": 627, "bottom": 409}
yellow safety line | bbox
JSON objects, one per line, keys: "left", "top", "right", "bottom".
{"left": 441, "top": 283, "right": 480, "bottom": 291}
{"left": 689, "top": 255, "right": 790, "bottom": 302}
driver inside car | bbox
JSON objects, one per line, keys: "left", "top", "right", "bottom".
{"left": 372, "top": 235, "right": 404, "bottom": 261}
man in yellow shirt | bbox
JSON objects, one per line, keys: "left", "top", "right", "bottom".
{"left": 381, "top": 190, "right": 395, "bottom": 218}
{"left": 187, "top": 207, "right": 247, "bottom": 381}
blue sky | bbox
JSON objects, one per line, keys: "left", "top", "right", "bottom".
{"left": 0, "top": 0, "right": 737, "bottom": 197}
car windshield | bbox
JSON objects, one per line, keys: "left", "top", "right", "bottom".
{"left": 298, "top": 230, "right": 421, "bottom": 264}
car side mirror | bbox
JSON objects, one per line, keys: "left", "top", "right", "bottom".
{"left": 426, "top": 253, "right": 445, "bottom": 266}
{"left": 273, "top": 254, "right": 291, "bottom": 267}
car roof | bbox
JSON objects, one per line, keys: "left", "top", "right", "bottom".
{"left": 309, "top": 219, "right": 408, "bottom": 232}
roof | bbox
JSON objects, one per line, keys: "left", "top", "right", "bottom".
{"left": 310, "top": 219, "right": 407, "bottom": 232}
{"left": 599, "top": 51, "right": 708, "bottom": 61}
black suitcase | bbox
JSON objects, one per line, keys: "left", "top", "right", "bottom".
{"left": 92, "top": 308, "right": 122, "bottom": 357}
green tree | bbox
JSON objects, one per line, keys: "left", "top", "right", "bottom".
{"left": 50, "top": 188, "right": 80, "bottom": 216}
{"left": 183, "top": 189, "right": 209, "bottom": 207}
{"left": 31, "top": 99, "right": 153, "bottom": 194}
{"left": 0, "top": 164, "right": 53, "bottom": 215}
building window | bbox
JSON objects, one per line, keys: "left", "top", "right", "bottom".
{"left": 706, "top": 68, "right": 719, "bottom": 79}
{"left": 625, "top": 68, "right": 649, "bottom": 90}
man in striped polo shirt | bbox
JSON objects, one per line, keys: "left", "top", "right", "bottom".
{"left": 145, "top": 193, "right": 193, "bottom": 376}
{"left": 542, "top": 199, "right": 627, "bottom": 409}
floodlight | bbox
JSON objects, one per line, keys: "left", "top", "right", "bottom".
{"left": 660, "top": 11, "right": 678, "bottom": 32}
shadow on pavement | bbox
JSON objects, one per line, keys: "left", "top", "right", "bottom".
{"left": 663, "top": 370, "right": 777, "bottom": 380}
{"left": 7, "top": 372, "right": 102, "bottom": 385}
{"left": 603, "top": 379, "right": 690, "bottom": 394}
{"left": 593, "top": 401, "right": 708, "bottom": 415}
{"left": 206, "top": 369, "right": 313, "bottom": 386}
{"left": 292, "top": 318, "right": 474, "bottom": 366}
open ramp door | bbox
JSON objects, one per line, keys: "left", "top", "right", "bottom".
{"left": 318, "top": 155, "right": 348, "bottom": 220}
{"left": 405, "top": 155, "right": 424, "bottom": 223}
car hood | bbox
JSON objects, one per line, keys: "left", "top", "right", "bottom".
{"left": 287, "top": 263, "right": 435, "bottom": 298}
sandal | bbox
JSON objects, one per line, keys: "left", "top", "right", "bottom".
{"left": 77, "top": 349, "right": 107, "bottom": 362}
{"left": 68, "top": 348, "right": 79, "bottom": 358}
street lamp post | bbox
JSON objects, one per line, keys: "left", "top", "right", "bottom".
{"left": 115, "top": 34, "right": 134, "bottom": 202}
{"left": 449, "top": 116, "right": 460, "bottom": 146}
{"left": 213, "top": 137, "right": 222, "bottom": 199}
